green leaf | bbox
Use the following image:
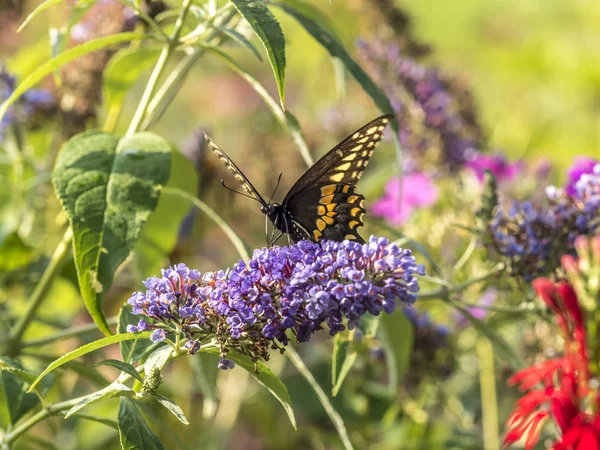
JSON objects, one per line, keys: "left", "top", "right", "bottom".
{"left": 102, "top": 46, "right": 162, "bottom": 131}
{"left": 380, "top": 310, "right": 414, "bottom": 394}
{"left": 276, "top": 4, "right": 391, "bottom": 112}
{"left": 219, "top": 26, "right": 263, "bottom": 61}
{"left": 17, "top": 0, "right": 73, "bottom": 31}
{"left": 65, "top": 384, "right": 134, "bottom": 418}
{"left": 52, "top": 131, "right": 171, "bottom": 334}
{"left": 118, "top": 397, "right": 165, "bottom": 450}
{"left": 0, "top": 358, "right": 44, "bottom": 426}
{"left": 231, "top": 0, "right": 286, "bottom": 107}
{"left": 28, "top": 332, "right": 151, "bottom": 392}
{"left": 190, "top": 354, "right": 219, "bottom": 419}
{"left": 94, "top": 359, "right": 144, "bottom": 383}
{"left": 331, "top": 336, "right": 356, "bottom": 397}
{"left": 143, "top": 345, "right": 173, "bottom": 376}
{"left": 0, "top": 32, "right": 144, "bottom": 123}
{"left": 202, "top": 348, "right": 296, "bottom": 429}
{"left": 454, "top": 305, "right": 525, "bottom": 370}
{"left": 0, "top": 357, "right": 54, "bottom": 396}
{"left": 152, "top": 394, "right": 189, "bottom": 424}
{"left": 118, "top": 305, "right": 155, "bottom": 363}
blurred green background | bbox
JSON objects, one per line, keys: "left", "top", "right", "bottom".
{"left": 1, "top": 0, "right": 599, "bottom": 448}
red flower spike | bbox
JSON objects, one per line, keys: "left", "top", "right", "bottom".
{"left": 557, "top": 282, "right": 583, "bottom": 328}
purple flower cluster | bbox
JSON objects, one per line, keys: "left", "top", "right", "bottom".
{"left": 127, "top": 237, "right": 424, "bottom": 366}
{"left": 486, "top": 162, "right": 600, "bottom": 280}
{"left": 357, "top": 39, "right": 482, "bottom": 173}
{"left": 0, "top": 67, "right": 55, "bottom": 141}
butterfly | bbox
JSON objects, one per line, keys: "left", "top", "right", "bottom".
{"left": 206, "top": 114, "right": 393, "bottom": 245}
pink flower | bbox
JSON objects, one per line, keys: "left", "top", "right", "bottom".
{"left": 467, "top": 152, "right": 523, "bottom": 183}
{"left": 565, "top": 157, "right": 599, "bottom": 196}
{"left": 371, "top": 173, "right": 438, "bottom": 225}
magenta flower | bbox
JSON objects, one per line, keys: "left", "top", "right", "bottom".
{"left": 466, "top": 152, "right": 523, "bottom": 183}
{"left": 371, "top": 173, "right": 439, "bottom": 225}
{"left": 565, "top": 156, "right": 599, "bottom": 196}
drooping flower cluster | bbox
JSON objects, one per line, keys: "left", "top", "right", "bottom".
{"left": 357, "top": 39, "right": 483, "bottom": 173}
{"left": 0, "top": 67, "right": 55, "bottom": 141}
{"left": 485, "top": 162, "right": 600, "bottom": 280}
{"left": 504, "top": 278, "right": 598, "bottom": 449}
{"left": 127, "top": 237, "right": 424, "bottom": 366}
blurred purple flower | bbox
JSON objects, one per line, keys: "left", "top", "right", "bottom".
{"left": 565, "top": 157, "right": 599, "bottom": 196}
{"left": 371, "top": 173, "right": 439, "bottom": 225}
{"left": 466, "top": 152, "right": 523, "bottom": 183}
{"left": 127, "top": 237, "right": 424, "bottom": 367}
{"left": 454, "top": 288, "right": 497, "bottom": 328}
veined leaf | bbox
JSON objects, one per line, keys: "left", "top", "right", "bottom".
{"left": 28, "top": 332, "right": 151, "bottom": 392}
{"left": 331, "top": 336, "right": 357, "bottom": 397}
{"left": 231, "top": 0, "right": 286, "bottom": 107}
{"left": 118, "top": 397, "right": 165, "bottom": 450}
{"left": 0, "top": 32, "right": 144, "bottom": 122}
{"left": 202, "top": 347, "right": 296, "bottom": 429}
{"left": 118, "top": 305, "right": 155, "bottom": 363}
{"left": 53, "top": 131, "right": 171, "bottom": 334}
{"left": 94, "top": 360, "right": 144, "bottom": 383}
{"left": 152, "top": 394, "right": 189, "bottom": 424}
{"left": 65, "top": 384, "right": 134, "bottom": 418}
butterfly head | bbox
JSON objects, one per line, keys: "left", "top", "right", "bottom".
{"left": 261, "top": 202, "right": 286, "bottom": 228}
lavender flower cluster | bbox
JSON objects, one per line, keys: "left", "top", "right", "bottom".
{"left": 358, "top": 39, "right": 482, "bottom": 173}
{"left": 487, "top": 163, "right": 600, "bottom": 280}
{"left": 127, "top": 237, "right": 424, "bottom": 366}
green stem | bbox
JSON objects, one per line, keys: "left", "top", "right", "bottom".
{"left": 140, "top": 7, "right": 237, "bottom": 131}
{"left": 162, "top": 187, "right": 251, "bottom": 261}
{"left": 6, "top": 228, "right": 73, "bottom": 355}
{"left": 477, "top": 337, "right": 499, "bottom": 450}
{"left": 417, "top": 270, "right": 497, "bottom": 300}
{"left": 126, "top": 0, "right": 194, "bottom": 135}
{"left": 20, "top": 316, "right": 119, "bottom": 349}
{"left": 286, "top": 347, "right": 354, "bottom": 450}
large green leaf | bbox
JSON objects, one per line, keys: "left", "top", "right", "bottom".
{"left": 0, "top": 32, "right": 144, "bottom": 122}
{"left": 380, "top": 310, "right": 414, "bottom": 394}
{"left": 202, "top": 348, "right": 296, "bottom": 429}
{"left": 118, "top": 397, "right": 165, "bottom": 450}
{"left": 102, "top": 46, "right": 162, "bottom": 131}
{"left": 28, "top": 332, "right": 151, "bottom": 392}
{"left": 53, "top": 131, "right": 171, "bottom": 334}
{"left": 231, "top": 0, "right": 286, "bottom": 107}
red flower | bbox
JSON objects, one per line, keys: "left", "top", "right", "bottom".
{"left": 503, "top": 279, "right": 598, "bottom": 449}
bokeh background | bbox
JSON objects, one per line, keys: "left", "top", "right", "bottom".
{"left": 1, "top": 0, "right": 599, "bottom": 448}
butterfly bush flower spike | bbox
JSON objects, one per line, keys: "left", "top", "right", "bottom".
{"left": 126, "top": 237, "right": 424, "bottom": 369}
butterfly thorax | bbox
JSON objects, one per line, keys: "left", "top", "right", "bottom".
{"left": 261, "top": 203, "right": 287, "bottom": 230}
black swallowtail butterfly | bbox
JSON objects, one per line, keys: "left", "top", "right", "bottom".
{"left": 206, "top": 115, "right": 393, "bottom": 245}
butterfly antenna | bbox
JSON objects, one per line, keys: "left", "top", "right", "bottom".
{"left": 268, "top": 172, "right": 283, "bottom": 204}
{"left": 220, "top": 180, "right": 262, "bottom": 203}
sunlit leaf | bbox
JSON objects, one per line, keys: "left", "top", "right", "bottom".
{"left": 202, "top": 347, "right": 296, "bottom": 429}
{"left": 65, "top": 384, "right": 134, "bottom": 418}
{"left": 331, "top": 336, "right": 357, "bottom": 397}
{"left": 0, "top": 32, "right": 144, "bottom": 122}
{"left": 118, "top": 305, "right": 155, "bottom": 363}
{"left": 231, "top": 0, "right": 286, "bottom": 107}
{"left": 52, "top": 131, "right": 171, "bottom": 334}
{"left": 94, "top": 360, "right": 143, "bottom": 383}
{"left": 28, "top": 332, "right": 151, "bottom": 392}
{"left": 152, "top": 394, "right": 189, "bottom": 424}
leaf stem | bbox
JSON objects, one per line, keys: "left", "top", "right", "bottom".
{"left": 478, "top": 337, "right": 500, "bottom": 450}
{"left": 6, "top": 228, "right": 73, "bottom": 355}
{"left": 286, "top": 347, "right": 354, "bottom": 450}
{"left": 417, "top": 270, "right": 498, "bottom": 300}
{"left": 126, "top": 0, "right": 194, "bottom": 135}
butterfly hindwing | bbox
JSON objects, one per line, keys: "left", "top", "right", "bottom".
{"left": 287, "top": 183, "right": 367, "bottom": 243}
{"left": 204, "top": 133, "right": 266, "bottom": 205}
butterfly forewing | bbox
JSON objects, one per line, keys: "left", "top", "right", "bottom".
{"left": 283, "top": 114, "right": 393, "bottom": 243}
{"left": 204, "top": 133, "right": 267, "bottom": 205}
